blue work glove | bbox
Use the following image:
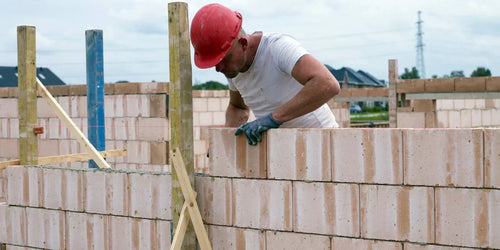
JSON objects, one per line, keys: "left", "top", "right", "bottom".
{"left": 235, "top": 113, "right": 282, "bottom": 145}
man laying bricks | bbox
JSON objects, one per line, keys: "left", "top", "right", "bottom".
{"left": 191, "top": 3, "right": 340, "bottom": 145}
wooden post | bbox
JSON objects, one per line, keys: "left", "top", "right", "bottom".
{"left": 388, "top": 59, "right": 398, "bottom": 128}
{"left": 17, "top": 25, "right": 38, "bottom": 165}
{"left": 170, "top": 148, "right": 212, "bottom": 250}
{"left": 168, "top": 2, "right": 195, "bottom": 249}
{"left": 86, "top": 30, "right": 106, "bottom": 168}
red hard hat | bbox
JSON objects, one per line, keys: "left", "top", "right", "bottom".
{"left": 190, "top": 4, "right": 243, "bottom": 69}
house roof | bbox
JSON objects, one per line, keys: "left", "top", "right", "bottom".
{"left": 0, "top": 66, "right": 66, "bottom": 87}
{"left": 325, "top": 65, "right": 386, "bottom": 87}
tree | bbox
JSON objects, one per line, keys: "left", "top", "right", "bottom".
{"left": 192, "top": 80, "right": 228, "bottom": 90}
{"left": 470, "top": 67, "right": 491, "bottom": 77}
{"left": 400, "top": 67, "right": 420, "bottom": 79}
{"left": 450, "top": 71, "right": 465, "bottom": 78}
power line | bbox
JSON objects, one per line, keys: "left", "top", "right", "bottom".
{"left": 0, "top": 28, "right": 414, "bottom": 54}
{"left": 308, "top": 39, "right": 414, "bottom": 51}
{"left": 299, "top": 27, "right": 414, "bottom": 41}
{"left": 327, "top": 51, "right": 414, "bottom": 61}
{"left": 0, "top": 47, "right": 169, "bottom": 53}
{"left": 35, "top": 59, "right": 169, "bottom": 66}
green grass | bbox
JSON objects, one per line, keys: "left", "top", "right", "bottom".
{"left": 350, "top": 111, "right": 389, "bottom": 121}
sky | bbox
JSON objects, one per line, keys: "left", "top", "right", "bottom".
{"left": 1, "top": 0, "right": 499, "bottom": 85}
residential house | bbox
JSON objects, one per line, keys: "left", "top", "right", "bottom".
{"left": 0, "top": 66, "right": 66, "bottom": 87}
{"left": 325, "top": 65, "right": 387, "bottom": 109}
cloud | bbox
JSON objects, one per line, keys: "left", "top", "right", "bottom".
{"left": 1, "top": 0, "right": 499, "bottom": 84}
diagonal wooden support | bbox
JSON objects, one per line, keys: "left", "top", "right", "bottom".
{"left": 171, "top": 198, "right": 191, "bottom": 249}
{"left": 0, "top": 149, "right": 126, "bottom": 170}
{"left": 36, "top": 77, "right": 111, "bottom": 169}
{"left": 170, "top": 147, "right": 211, "bottom": 250}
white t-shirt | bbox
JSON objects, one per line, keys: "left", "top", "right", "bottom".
{"left": 228, "top": 32, "right": 338, "bottom": 128}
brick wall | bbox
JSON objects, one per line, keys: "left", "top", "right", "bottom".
{"left": 435, "top": 99, "right": 500, "bottom": 128}
{"left": 1, "top": 127, "right": 499, "bottom": 249}
{"left": 200, "top": 127, "right": 499, "bottom": 249}
{"left": 395, "top": 77, "right": 500, "bottom": 128}
{"left": 0, "top": 82, "right": 349, "bottom": 174}
{"left": 1, "top": 127, "right": 498, "bottom": 249}
{"left": 0, "top": 82, "right": 172, "bottom": 171}
{"left": 396, "top": 99, "right": 500, "bottom": 128}
{"left": 0, "top": 82, "right": 349, "bottom": 204}
{"left": 0, "top": 166, "right": 172, "bottom": 249}
{"left": 0, "top": 83, "right": 226, "bottom": 173}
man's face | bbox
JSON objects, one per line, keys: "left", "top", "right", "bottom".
{"left": 215, "top": 40, "right": 245, "bottom": 78}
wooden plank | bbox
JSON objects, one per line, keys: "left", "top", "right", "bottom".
{"left": 171, "top": 148, "right": 211, "bottom": 250}
{"left": 405, "top": 91, "right": 500, "bottom": 100}
{"left": 388, "top": 59, "right": 398, "bottom": 128}
{"left": 168, "top": 2, "right": 195, "bottom": 249}
{"left": 171, "top": 202, "right": 190, "bottom": 250}
{"left": 185, "top": 197, "right": 212, "bottom": 250}
{"left": 17, "top": 25, "right": 38, "bottom": 165}
{"left": 0, "top": 150, "right": 126, "bottom": 170}
{"left": 36, "top": 77, "right": 111, "bottom": 169}
{"left": 85, "top": 30, "right": 106, "bottom": 168}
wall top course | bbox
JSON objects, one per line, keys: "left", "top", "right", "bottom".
{"left": 192, "top": 90, "right": 229, "bottom": 98}
{"left": 6, "top": 164, "right": 172, "bottom": 176}
{"left": 0, "top": 83, "right": 234, "bottom": 98}
{"left": 0, "top": 82, "right": 170, "bottom": 97}
{"left": 209, "top": 127, "right": 499, "bottom": 187}
{"left": 394, "top": 76, "right": 500, "bottom": 94}
{"left": 335, "top": 87, "right": 389, "bottom": 98}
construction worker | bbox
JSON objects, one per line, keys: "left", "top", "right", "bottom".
{"left": 191, "top": 3, "right": 340, "bottom": 145}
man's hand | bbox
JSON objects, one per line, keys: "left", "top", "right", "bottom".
{"left": 235, "top": 113, "right": 282, "bottom": 145}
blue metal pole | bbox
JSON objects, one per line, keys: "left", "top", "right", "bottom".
{"left": 86, "top": 30, "right": 105, "bottom": 168}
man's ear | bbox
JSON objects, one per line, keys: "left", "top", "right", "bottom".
{"left": 238, "top": 37, "right": 248, "bottom": 50}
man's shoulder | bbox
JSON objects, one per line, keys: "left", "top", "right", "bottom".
{"left": 262, "top": 32, "right": 292, "bottom": 41}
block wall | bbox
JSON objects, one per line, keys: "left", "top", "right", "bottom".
{"left": 396, "top": 99, "right": 500, "bottom": 128}
{"left": 0, "top": 127, "right": 499, "bottom": 249}
{"left": 0, "top": 83, "right": 225, "bottom": 174}
{"left": 0, "top": 165, "right": 172, "bottom": 249}
{"left": 0, "top": 82, "right": 172, "bottom": 171}
{"left": 327, "top": 99, "right": 350, "bottom": 128}
{"left": 395, "top": 77, "right": 500, "bottom": 128}
{"left": 435, "top": 99, "right": 500, "bottom": 128}
{"left": 201, "top": 127, "right": 499, "bottom": 249}
{"left": 0, "top": 83, "right": 350, "bottom": 175}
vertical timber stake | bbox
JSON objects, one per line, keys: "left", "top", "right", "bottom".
{"left": 86, "top": 30, "right": 106, "bottom": 168}
{"left": 17, "top": 25, "right": 38, "bottom": 165}
{"left": 389, "top": 59, "right": 398, "bottom": 128}
{"left": 168, "top": 2, "right": 196, "bottom": 249}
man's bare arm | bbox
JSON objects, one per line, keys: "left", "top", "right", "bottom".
{"left": 271, "top": 54, "right": 340, "bottom": 123}
{"left": 225, "top": 90, "right": 250, "bottom": 127}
